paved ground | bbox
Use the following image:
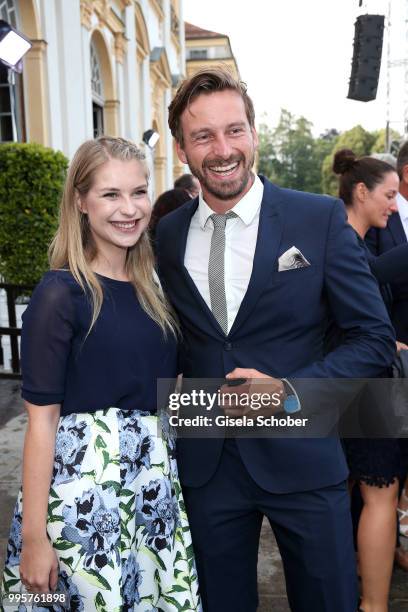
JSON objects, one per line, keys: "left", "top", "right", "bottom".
{"left": 0, "top": 380, "right": 407, "bottom": 610}
{"left": 257, "top": 523, "right": 408, "bottom": 612}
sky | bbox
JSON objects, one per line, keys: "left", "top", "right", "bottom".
{"left": 183, "top": 0, "right": 407, "bottom": 137}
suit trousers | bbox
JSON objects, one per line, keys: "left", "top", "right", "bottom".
{"left": 182, "top": 439, "right": 358, "bottom": 612}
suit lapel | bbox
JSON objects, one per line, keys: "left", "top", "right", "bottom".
{"left": 177, "top": 198, "right": 226, "bottom": 337}
{"left": 388, "top": 212, "right": 407, "bottom": 246}
{"left": 229, "top": 179, "right": 284, "bottom": 336}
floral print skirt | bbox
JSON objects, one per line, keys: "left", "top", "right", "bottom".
{"left": 1, "top": 408, "right": 201, "bottom": 611}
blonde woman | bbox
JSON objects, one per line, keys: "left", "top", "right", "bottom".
{"left": 1, "top": 137, "right": 201, "bottom": 611}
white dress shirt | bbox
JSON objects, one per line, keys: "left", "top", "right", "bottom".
{"left": 184, "top": 175, "right": 264, "bottom": 333}
{"left": 397, "top": 192, "right": 408, "bottom": 241}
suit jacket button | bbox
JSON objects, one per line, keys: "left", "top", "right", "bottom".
{"left": 224, "top": 342, "right": 233, "bottom": 351}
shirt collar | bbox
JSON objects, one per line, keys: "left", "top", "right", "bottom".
{"left": 198, "top": 174, "right": 264, "bottom": 229}
{"left": 397, "top": 191, "right": 408, "bottom": 220}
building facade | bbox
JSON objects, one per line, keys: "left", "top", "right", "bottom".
{"left": 0, "top": 0, "right": 186, "bottom": 196}
{"left": 185, "top": 21, "right": 239, "bottom": 80}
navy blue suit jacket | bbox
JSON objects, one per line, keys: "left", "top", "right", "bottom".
{"left": 156, "top": 177, "right": 396, "bottom": 493}
{"left": 366, "top": 213, "right": 408, "bottom": 343}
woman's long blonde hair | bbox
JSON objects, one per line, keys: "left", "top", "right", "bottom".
{"left": 49, "top": 136, "right": 178, "bottom": 336}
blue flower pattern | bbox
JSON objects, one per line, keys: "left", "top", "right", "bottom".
{"left": 53, "top": 415, "right": 91, "bottom": 485}
{"left": 6, "top": 512, "right": 22, "bottom": 566}
{"left": 119, "top": 412, "right": 154, "bottom": 489}
{"left": 61, "top": 487, "right": 120, "bottom": 570}
{"left": 1, "top": 408, "right": 201, "bottom": 611}
{"left": 136, "top": 478, "right": 179, "bottom": 552}
{"left": 121, "top": 552, "right": 142, "bottom": 609}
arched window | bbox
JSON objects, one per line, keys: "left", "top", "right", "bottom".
{"left": 90, "top": 42, "right": 104, "bottom": 138}
{"left": 0, "top": 0, "right": 24, "bottom": 142}
{"left": 0, "top": 0, "right": 17, "bottom": 27}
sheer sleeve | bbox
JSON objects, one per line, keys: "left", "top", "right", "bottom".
{"left": 21, "top": 272, "right": 76, "bottom": 405}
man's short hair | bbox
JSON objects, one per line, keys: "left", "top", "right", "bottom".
{"left": 174, "top": 174, "right": 196, "bottom": 191}
{"left": 168, "top": 67, "right": 255, "bottom": 146}
{"left": 397, "top": 140, "right": 408, "bottom": 180}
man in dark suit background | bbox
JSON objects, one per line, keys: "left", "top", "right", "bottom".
{"left": 366, "top": 143, "right": 408, "bottom": 572}
{"left": 156, "top": 68, "right": 396, "bottom": 612}
{"left": 366, "top": 142, "right": 408, "bottom": 345}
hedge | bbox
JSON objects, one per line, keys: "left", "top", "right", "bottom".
{"left": 0, "top": 143, "right": 68, "bottom": 285}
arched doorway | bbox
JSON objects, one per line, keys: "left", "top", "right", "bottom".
{"left": 90, "top": 30, "right": 118, "bottom": 137}
{"left": 90, "top": 41, "right": 104, "bottom": 137}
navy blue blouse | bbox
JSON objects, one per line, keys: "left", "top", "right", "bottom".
{"left": 21, "top": 270, "right": 177, "bottom": 415}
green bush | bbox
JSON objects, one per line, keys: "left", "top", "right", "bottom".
{"left": 0, "top": 143, "right": 68, "bottom": 285}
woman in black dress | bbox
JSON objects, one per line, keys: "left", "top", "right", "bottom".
{"left": 333, "top": 148, "right": 408, "bottom": 612}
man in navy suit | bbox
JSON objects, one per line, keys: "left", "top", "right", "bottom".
{"left": 366, "top": 143, "right": 408, "bottom": 345}
{"left": 156, "top": 68, "right": 396, "bottom": 611}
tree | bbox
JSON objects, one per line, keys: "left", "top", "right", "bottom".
{"left": 257, "top": 120, "right": 276, "bottom": 179}
{"left": 322, "top": 125, "right": 375, "bottom": 196}
{"left": 257, "top": 109, "right": 323, "bottom": 193}
{"left": 370, "top": 128, "right": 401, "bottom": 154}
{"left": 314, "top": 129, "right": 340, "bottom": 192}
{"left": 258, "top": 115, "right": 396, "bottom": 198}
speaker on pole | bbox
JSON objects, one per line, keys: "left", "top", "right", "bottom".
{"left": 347, "top": 14, "right": 385, "bottom": 102}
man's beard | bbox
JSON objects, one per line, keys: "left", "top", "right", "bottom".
{"left": 186, "top": 151, "right": 255, "bottom": 201}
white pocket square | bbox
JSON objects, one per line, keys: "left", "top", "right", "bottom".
{"left": 278, "top": 246, "right": 311, "bottom": 271}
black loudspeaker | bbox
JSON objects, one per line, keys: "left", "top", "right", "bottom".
{"left": 347, "top": 14, "right": 385, "bottom": 102}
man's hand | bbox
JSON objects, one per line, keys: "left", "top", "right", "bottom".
{"left": 397, "top": 341, "right": 408, "bottom": 353}
{"left": 221, "top": 367, "right": 285, "bottom": 418}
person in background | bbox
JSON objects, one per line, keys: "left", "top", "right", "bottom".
{"left": 149, "top": 187, "right": 192, "bottom": 240}
{"left": 333, "top": 147, "right": 408, "bottom": 612}
{"left": 1, "top": 137, "right": 201, "bottom": 611}
{"left": 366, "top": 143, "right": 408, "bottom": 573}
{"left": 174, "top": 173, "right": 200, "bottom": 198}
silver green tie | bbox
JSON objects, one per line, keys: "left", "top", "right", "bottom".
{"left": 208, "top": 211, "right": 237, "bottom": 334}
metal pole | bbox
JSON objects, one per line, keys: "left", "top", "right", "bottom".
{"left": 404, "top": 0, "right": 408, "bottom": 138}
{"left": 386, "top": 0, "right": 392, "bottom": 151}
{"left": 7, "top": 68, "right": 17, "bottom": 142}
{"left": 6, "top": 287, "right": 19, "bottom": 374}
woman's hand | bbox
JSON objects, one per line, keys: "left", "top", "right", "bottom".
{"left": 396, "top": 341, "right": 408, "bottom": 353}
{"left": 20, "top": 401, "right": 60, "bottom": 593}
{"left": 20, "top": 536, "right": 59, "bottom": 593}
